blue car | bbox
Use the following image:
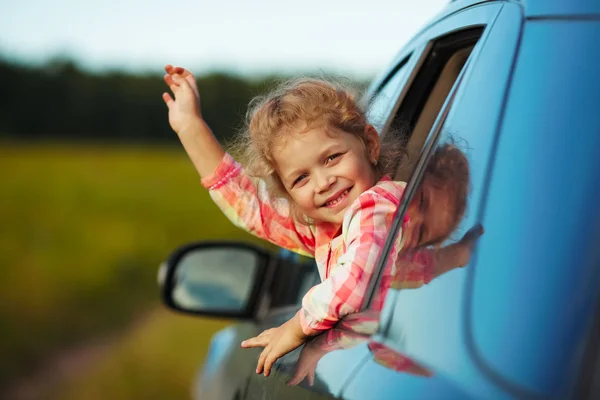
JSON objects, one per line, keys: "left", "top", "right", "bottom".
{"left": 159, "top": 0, "right": 600, "bottom": 398}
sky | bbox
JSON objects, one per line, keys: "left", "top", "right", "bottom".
{"left": 0, "top": 0, "right": 448, "bottom": 77}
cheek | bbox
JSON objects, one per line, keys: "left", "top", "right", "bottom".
{"left": 432, "top": 209, "right": 455, "bottom": 240}
{"left": 423, "top": 200, "right": 455, "bottom": 243}
{"left": 345, "top": 155, "right": 375, "bottom": 184}
{"left": 289, "top": 189, "right": 314, "bottom": 210}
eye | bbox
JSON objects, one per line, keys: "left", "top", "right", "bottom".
{"left": 419, "top": 189, "right": 425, "bottom": 209}
{"left": 326, "top": 153, "right": 342, "bottom": 163}
{"left": 292, "top": 173, "right": 308, "bottom": 187}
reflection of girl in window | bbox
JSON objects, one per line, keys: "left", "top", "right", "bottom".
{"left": 162, "top": 65, "right": 481, "bottom": 377}
{"left": 394, "top": 144, "right": 484, "bottom": 290}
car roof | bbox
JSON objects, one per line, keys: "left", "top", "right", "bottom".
{"left": 370, "top": 0, "right": 600, "bottom": 87}
{"left": 447, "top": 0, "right": 600, "bottom": 18}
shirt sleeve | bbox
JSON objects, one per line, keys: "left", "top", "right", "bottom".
{"left": 201, "top": 153, "right": 316, "bottom": 256}
{"left": 299, "top": 190, "right": 397, "bottom": 334}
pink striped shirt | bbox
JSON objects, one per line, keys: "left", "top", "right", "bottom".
{"left": 201, "top": 153, "right": 433, "bottom": 335}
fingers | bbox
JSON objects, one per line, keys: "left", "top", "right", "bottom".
{"left": 241, "top": 326, "right": 291, "bottom": 377}
{"left": 241, "top": 336, "right": 268, "bottom": 348}
{"left": 287, "top": 367, "right": 315, "bottom": 386}
{"left": 287, "top": 371, "right": 304, "bottom": 386}
{"left": 469, "top": 223, "right": 484, "bottom": 237}
{"left": 162, "top": 92, "right": 174, "bottom": 108}
{"left": 164, "top": 64, "right": 191, "bottom": 77}
{"left": 462, "top": 223, "right": 484, "bottom": 246}
{"left": 174, "top": 66, "right": 189, "bottom": 77}
{"left": 241, "top": 329, "right": 274, "bottom": 348}
{"left": 257, "top": 347, "right": 268, "bottom": 374}
{"left": 287, "top": 368, "right": 314, "bottom": 386}
{"left": 163, "top": 74, "right": 180, "bottom": 95}
{"left": 307, "top": 369, "right": 315, "bottom": 386}
{"left": 263, "top": 352, "right": 280, "bottom": 377}
{"left": 164, "top": 74, "right": 195, "bottom": 99}
{"left": 259, "top": 328, "right": 275, "bottom": 337}
{"left": 255, "top": 346, "right": 280, "bottom": 377}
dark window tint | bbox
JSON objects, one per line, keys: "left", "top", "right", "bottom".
{"left": 269, "top": 251, "right": 318, "bottom": 308}
{"left": 391, "top": 28, "right": 482, "bottom": 181}
{"left": 367, "top": 56, "right": 412, "bottom": 134}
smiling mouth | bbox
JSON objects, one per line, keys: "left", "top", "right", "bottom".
{"left": 322, "top": 187, "right": 352, "bottom": 208}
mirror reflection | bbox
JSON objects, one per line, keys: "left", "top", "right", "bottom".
{"left": 172, "top": 247, "right": 259, "bottom": 313}
{"left": 368, "top": 143, "right": 482, "bottom": 313}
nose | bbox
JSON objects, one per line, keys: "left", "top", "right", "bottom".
{"left": 315, "top": 170, "right": 336, "bottom": 193}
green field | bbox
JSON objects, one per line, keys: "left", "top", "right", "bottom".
{"left": 0, "top": 143, "right": 257, "bottom": 398}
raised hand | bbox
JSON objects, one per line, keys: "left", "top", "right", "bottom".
{"left": 164, "top": 64, "right": 200, "bottom": 100}
{"left": 162, "top": 66, "right": 202, "bottom": 136}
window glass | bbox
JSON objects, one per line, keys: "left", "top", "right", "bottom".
{"left": 368, "top": 6, "right": 524, "bottom": 398}
{"left": 469, "top": 21, "right": 600, "bottom": 397}
{"left": 270, "top": 251, "right": 317, "bottom": 308}
{"left": 365, "top": 28, "right": 484, "bottom": 316}
{"left": 392, "top": 28, "right": 482, "bottom": 181}
{"left": 367, "top": 57, "right": 412, "bottom": 135}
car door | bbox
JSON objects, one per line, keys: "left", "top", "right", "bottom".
{"left": 464, "top": 15, "right": 600, "bottom": 399}
{"left": 340, "top": 2, "right": 526, "bottom": 399}
{"left": 239, "top": 43, "right": 430, "bottom": 400}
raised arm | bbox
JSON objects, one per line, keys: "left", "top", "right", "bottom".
{"left": 393, "top": 223, "right": 484, "bottom": 289}
{"left": 201, "top": 153, "right": 316, "bottom": 255}
{"left": 163, "top": 65, "right": 315, "bottom": 255}
{"left": 163, "top": 65, "right": 226, "bottom": 179}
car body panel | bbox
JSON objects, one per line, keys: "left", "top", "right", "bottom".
{"left": 195, "top": 323, "right": 262, "bottom": 400}
{"left": 467, "top": 18, "right": 600, "bottom": 398}
{"left": 447, "top": 0, "right": 600, "bottom": 18}
{"left": 519, "top": 0, "right": 600, "bottom": 18}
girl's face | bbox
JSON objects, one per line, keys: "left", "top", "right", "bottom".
{"left": 403, "top": 178, "right": 456, "bottom": 249}
{"left": 273, "top": 124, "right": 380, "bottom": 225}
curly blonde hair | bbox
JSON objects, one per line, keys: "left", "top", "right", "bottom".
{"left": 229, "top": 77, "right": 401, "bottom": 214}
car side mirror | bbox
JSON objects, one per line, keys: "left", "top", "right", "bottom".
{"left": 159, "top": 241, "right": 271, "bottom": 319}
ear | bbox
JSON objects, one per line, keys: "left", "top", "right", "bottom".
{"left": 363, "top": 124, "right": 381, "bottom": 163}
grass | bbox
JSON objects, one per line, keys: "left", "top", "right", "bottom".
{"left": 48, "top": 309, "right": 229, "bottom": 400}
{"left": 0, "top": 142, "right": 258, "bottom": 391}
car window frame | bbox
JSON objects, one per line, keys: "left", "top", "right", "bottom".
{"left": 362, "top": 2, "right": 504, "bottom": 312}
{"left": 365, "top": 44, "right": 428, "bottom": 138}
{"left": 365, "top": 53, "right": 474, "bottom": 311}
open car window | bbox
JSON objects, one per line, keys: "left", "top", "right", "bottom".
{"left": 362, "top": 26, "right": 485, "bottom": 311}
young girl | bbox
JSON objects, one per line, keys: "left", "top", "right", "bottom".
{"left": 161, "top": 65, "right": 481, "bottom": 377}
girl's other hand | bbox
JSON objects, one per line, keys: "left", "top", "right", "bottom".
{"left": 162, "top": 65, "right": 203, "bottom": 136}
{"left": 241, "top": 312, "right": 308, "bottom": 377}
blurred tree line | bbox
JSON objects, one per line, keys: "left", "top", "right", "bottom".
{"left": 0, "top": 58, "right": 368, "bottom": 145}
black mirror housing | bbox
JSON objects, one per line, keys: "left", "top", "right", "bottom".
{"left": 159, "top": 241, "right": 272, "bottom": 320}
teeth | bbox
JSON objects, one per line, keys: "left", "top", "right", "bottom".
{"left": 326, "top": 189, "right": 349, "bottom": 207}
